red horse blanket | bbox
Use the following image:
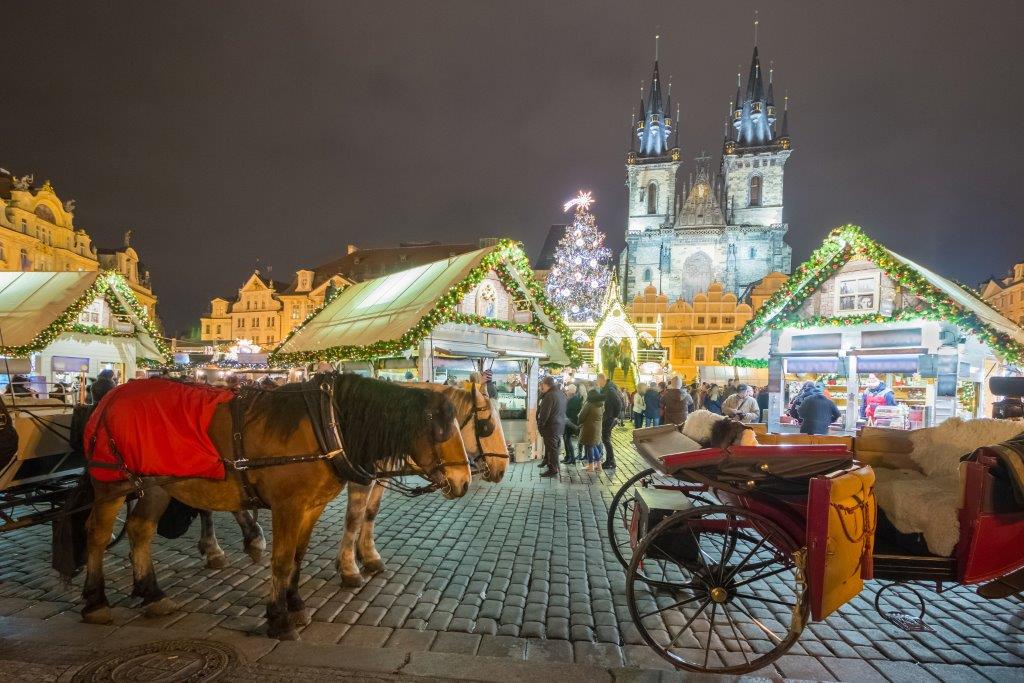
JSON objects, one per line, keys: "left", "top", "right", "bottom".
{"left": 85, "top": 379, "right": 234, "bottom": 482}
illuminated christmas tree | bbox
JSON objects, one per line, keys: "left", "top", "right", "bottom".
{"left": 545, "top": 191, "right": 612, "bottom": 322}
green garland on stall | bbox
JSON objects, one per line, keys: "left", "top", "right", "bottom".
{"left": 0, "top": 271, "right": 170, "bottom": 361}
{"left": 719, "top": 225, "right": 1024, "bottom": 366}
{"left": 270, "top": 240, "right": 582, "bottom": 367}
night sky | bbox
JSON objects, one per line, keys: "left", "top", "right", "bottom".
{"left": 3, "top": 1, "right": 1022, "bottom": 334}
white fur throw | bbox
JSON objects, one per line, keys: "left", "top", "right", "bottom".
{"left": 874, "top": 468, "right": 961, "bottom": 556}
{"left": 682, "top": 410, "right": 722, "bottom": 445}
{"left": 907, "top": 417, "right": 1024, "bottom": 477}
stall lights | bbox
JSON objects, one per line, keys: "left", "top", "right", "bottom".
{"left": 719, "top": 225, "right": 1024, "bottom": 367}
{"left": 269, "top": 240, "right": 582, "bottom": 367}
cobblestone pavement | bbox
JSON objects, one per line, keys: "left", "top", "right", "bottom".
{"left": 0, "top": 425, "right": 1022, "bottom": 681}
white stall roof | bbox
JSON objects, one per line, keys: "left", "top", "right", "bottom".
{"left": 274, "top": 243, "right": 571, "bottom": 365}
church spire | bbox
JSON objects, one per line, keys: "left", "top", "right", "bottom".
{"left": 629, "top": 35, "right": 678, "bottom": 161}
{"left": 726, "top": 21, "right": 788, "bottom": 152}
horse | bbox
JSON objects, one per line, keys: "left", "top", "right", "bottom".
{"left": 61, "top": 373, "right": 472, "bottom": 640}
{"left": 194, "top": 383, "right": 509, "bottom": 585}
{"left": 335, "top": 382, "right": 509, "bottom": 586}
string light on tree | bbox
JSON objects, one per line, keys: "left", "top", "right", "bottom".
{"left": 546, "top": 191, "right": 612, "bottom": 322}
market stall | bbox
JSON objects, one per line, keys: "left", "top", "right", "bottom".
{"left": 720, "top": 225, "right": 1024, "bottom": 432}
{"left": 271, "top": 240, "right": 578, "bottom": 449}
{"left": 0, "top": 271, "right": 167, "bottom": 398}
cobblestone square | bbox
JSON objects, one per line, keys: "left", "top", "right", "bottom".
{"left": 0, "top": 425, "right": 1022, "bottom": 681}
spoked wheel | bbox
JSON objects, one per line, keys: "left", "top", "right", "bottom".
{"left": 608, "top": 467, "right": 716, "bottom": 582}
{"left": 108, "top": 497, "right": 136, "bottom": 548}
{"left": 626, "top": 504, "right": 808, "bottom": 675}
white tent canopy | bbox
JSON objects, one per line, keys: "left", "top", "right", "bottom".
{"left": 275, "top": 243, "right": 571, "bottom": 365}
{"left": 0, "top": 271, "right": 164, "bottom": 360}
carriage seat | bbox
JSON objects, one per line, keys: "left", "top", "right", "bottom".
{"left": 868, "top": 418, "right": 1024, "bottom": 557}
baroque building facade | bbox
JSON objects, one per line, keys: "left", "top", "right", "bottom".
{"left": 981, "top": 261, "right": 1024, "bottom": 327}
{"left": 621, "top": 43, "right": 793, "bottom": 304}
{"left": 0, "top": 169, "right": 158, "bottom": 318}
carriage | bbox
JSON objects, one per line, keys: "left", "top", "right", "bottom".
{"left": 0, "top": 396, "right": 130, "bottom": 542}
{"left": 608, "top": 387, "right": 1024, "bottom": 674}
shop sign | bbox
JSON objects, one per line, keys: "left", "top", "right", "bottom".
{"left": 791, "top": 333, "right": 841, "bottom": 351}
{"left": 51, "top": 356, "right": 89, "bottom": 373}
{"left": 862, "top": 328, "right": 922, "bottom": 349}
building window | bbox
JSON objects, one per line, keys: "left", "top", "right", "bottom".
{"left": 267, "top": 316, "right": 274, "bottom": 327}
{"left": 711, "top": 347, "right": 722, "bottom": 361}
{"left": 238, "top": 319, "right": 245, "bottom": 328}
{"left": 694, "top": 347, "right": 706, "bottom": 362}
{"left": 711, "top": 316, "right": 718, "bottom": 324}
{"left": 749, "top": 247, "right": 756, "bottom": 259}
{"left": 246, "top": 300, "right": 251, "bottom": 310}
{"left": 723, "top": 316, "right": 734, "bottom": 325}
{"left": 646, "top": 182, "right": 658, "bottom": 215}
{"left": 216, "top": 325, "right": 222, "bottom": 335}
{"left": 19, "top": 249, "right": 30, "bottom": 271}
{"left": 697, "top": 316, "right": 705, "bottom": 325}
{"left": 749, "top": 175, "right": 762, "bottom": 207}
{"left": 0, "top": 244, "right": 5, "bottom": 262}
{"left": 836, "top": 272, "right": 881, "bottom": 315}
{"left": 642, "top": 268, "right": 652, "bottom": 282}
{"left": 79, "top": 300, "right": 103, "bottom": 325}
{"left": 267, "top": 335, "right": 274, "bottom": 344}
{"left": 291, "top": 304, "right": 300, "bottom": 320}
{"left": 253, "top": 317, "right": 260, "bottom": 327}
{"left": 205, "top": 325, "right": 211, "bottom": 335}
{"left": 20, "top": 219, "right": 26, "bottom": 233}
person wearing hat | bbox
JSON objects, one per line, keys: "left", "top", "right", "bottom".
{"left": 860, "top": 374, "right": 896, "bottom": 424}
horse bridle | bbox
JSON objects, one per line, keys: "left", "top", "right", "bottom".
{"left": 461, "top": 382, "right": 509, "bottom": 477}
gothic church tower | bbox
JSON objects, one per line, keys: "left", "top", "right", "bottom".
{"left": 722, "top": 45, "right": 793, "bottom": 275}
{"left": 621, "top": 58, "right": 681, "bottom": 299}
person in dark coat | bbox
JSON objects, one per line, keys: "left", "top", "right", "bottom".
{"left": 89, "top": 371, "right": 117, "bottom": 405}
{"left": 797, "top": 387, "right": 842, "bottom": 435}
{"left": 756, "top": 386, "right": 770, "bottom": 415}
{"left": 577, "top": 389, "right": 605, "bottom": 472}
{"left": 661, "top": 376, "right": 694, "bottom": 425}
{"left": 536, "top": 376, "right": 567, "bottom": 478}
{"left": 643, "top": 384, "right": 661, "bottom": 427}
{"left": 562, "top": 383, "right": 583, "bottom": 465}
{"left": 596, "top": 373, "right": 622, "bottom": 469}
{"left": 787, "top": 381, "right": 817, "bottom": 422}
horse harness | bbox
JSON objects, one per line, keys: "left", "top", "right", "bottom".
{"left": 461, "top": 382, "right": 509, "bottom": 471}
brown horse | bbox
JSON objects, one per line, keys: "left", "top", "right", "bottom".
{"left": 336, "top": 382, "right": 509, "bottom": 585}
{"left": 195, "top": 383, "right": 509, "bottom": 582}
{"left": 67, "top": 374, "right": 472, "bottom": 640}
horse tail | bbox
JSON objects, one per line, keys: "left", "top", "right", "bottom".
{"left": 51, "top": 474, "right": 94, "bottom": 582}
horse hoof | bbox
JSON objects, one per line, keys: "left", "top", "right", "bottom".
{"left": 341, "top": 573, "right": 363, "bottom": 588}
{"left": 144, "top": 597, "right": 178, "bottom": 618}
{"left": 268, "top": 626, "right": 300, "bottom": 641}
{"left": 288, "top": 608, "right": 312, "bottom": 627}
{"left": 81, "top": 605, "right": 112, "bottom": 625}
{"left": 205, "top": 553, "right": 228, "bottom": 570}
{"left": 362, "top": 559, "right": 386, "bottom": 574}
{"left": 246, "top": 544, "right": 264, "bottom": 564}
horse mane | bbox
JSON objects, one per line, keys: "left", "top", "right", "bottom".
{"left": 247, "top": 374, "right": 449, "bottom": 470}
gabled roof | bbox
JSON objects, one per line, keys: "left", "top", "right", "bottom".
{"left": 271, "top": 240, "right": 579, "bottom": 366}
{"left": 720, "top": 225, "right": 1024, "bottom": 365}
{"left": 0, "top": 271, "right": 167, "bottom": 360}
{"left": 310, "top": 242, "right": 478, "bottom": 285}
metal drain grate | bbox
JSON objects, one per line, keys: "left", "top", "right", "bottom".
{"left": 71, "top": 639, "right": 237, "bottom": 682}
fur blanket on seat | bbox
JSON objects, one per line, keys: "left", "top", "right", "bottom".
{"left": 682, "top": 410, "right": 758, "bottom": 448}
{"left": 874, "top": 417, "right": 1024, "bottom": 556}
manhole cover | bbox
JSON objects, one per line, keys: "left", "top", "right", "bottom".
{"left": 71, "top": 639, "right": 237, "bottom": 682}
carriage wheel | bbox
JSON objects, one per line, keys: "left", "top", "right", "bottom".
{"left": 626, "top": 504, "right": 807, "bottom": 675}
{"left": 108, "top": 498, "right": 136, "bottom": 548}
{"left": 607, "top": 467, "right": 715, "bottom": 581}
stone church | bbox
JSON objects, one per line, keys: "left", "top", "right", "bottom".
{"left": 620, "top": 43, "right": 793, "bottom": 303}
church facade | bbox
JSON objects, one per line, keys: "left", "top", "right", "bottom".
{"left": 621, "top": 44, "right": 793, "bottom": 303}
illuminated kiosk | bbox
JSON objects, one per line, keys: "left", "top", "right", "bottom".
{"left": 0, "top": 271, "right": 167, "bottom": 395}
{"left": 567, "top": 277, "right": 668, "bottom": 389}
{"left": 271, "top": 240, "right": 578, "bottom": 447}
{"left": 720, "top": 225, "right": 1024, "bottom": 432}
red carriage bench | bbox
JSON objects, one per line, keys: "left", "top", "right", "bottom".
{"left": 611, "top": 421, "right": 1024, "bottom": 675}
